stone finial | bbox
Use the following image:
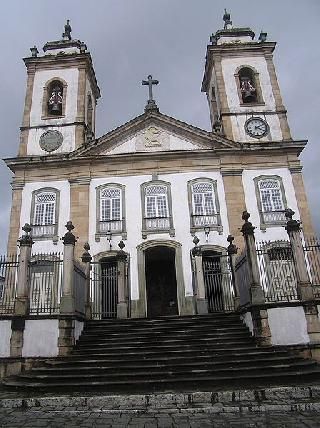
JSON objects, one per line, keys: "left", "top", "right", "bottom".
{"left": 80, "top": 42, "right": 87, "bottom": 53}
{"left": 81, "top": 242, "right": 92, "bottom": 263}
{"left": 227, "top": 235, "right": 237, "bottom": 255}
{"left": 62, "top": 221, "right": 77, "bottom": 245}
{"left": 192, "top": 235, "right": 201, "bottom": 256}
{"left": 18, "top": 223, "right": 34, "bottom": 247}
{"left": 62, "top": 19, "right": 72, "bottom": 40}
{"left": 258, "top": 31, "right": 268, "bottom": 42}
{"left": 285, "top": 208, "right": 301, "bottom": 233}
{"left": 241, "top": 211, "right": 255, "bottom": 236}
{"left": 30, "top": 46, "right": 39, "bottom": 57}
{"left": 223, "top": 9, "right": 232, "bottom": 29}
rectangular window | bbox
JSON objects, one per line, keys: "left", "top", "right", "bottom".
{"left": 100, "top": 188, "right": 121, "bottom": 221}
{"left": 33, "top": 193, "right": 56, "bottom": 226}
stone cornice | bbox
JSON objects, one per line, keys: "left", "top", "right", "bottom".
{"left": 69, "top": 177, "right": 91, "bottom": 185}
{"left": 289, "top": 166, "right": 303, "bottom": 174}
{"left": 23, "top": 52, "right": 101, "bottom": 99}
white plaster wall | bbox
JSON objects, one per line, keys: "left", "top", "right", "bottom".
{"left": 242, "top": 168, "right": 300, "bottom": 242}
{"left": 89, "top": 171, "right": 230, "bottom": 301}
{"left": 27, "top": 126, "right": 75, "bottom": 155}
{"left": 0, "top": 320, "right": 11, "bottom": 357}
{"left": 74, "top": 320, "right": 84, "bottom": 342}
{"left": 22, "top": 319, "right": 59, "bottom": 357}
{"left": 268, "top": 306, "right": 309, "bottom": 345}
{"left": 30, "top": 68, "right": 79, "bottom": 126}
{"left": 240, "top": 312, "right": 254, "bottom": 335}
{"left": 20, "top": 180, "right": 70, "bottom": 253}
{"left": 230, "top": 115, "right": 282, "bottom": 142}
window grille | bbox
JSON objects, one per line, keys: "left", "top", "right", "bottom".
{"left": 100, "top": 188, "right": 121, "bottom": 221}
{"left": 34, "top": 193, "right": 56, "bottom": 226}
{"left": 145, "top": 185, "right": 168, "bottom": 218}
{"left": 259, "top": 179, "right": 284, "bottom": 212}
{"left": 192, "top": 182, "right": 216, "bottom": 216}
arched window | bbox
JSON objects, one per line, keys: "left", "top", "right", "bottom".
{"left": 96, "top": 184, "right": 126, "bottom": 241}
{"left": 30, "top": 188, "right": 60, "bottom": 239}
{"left": 42, "top": 78, "right": 67, "bottom": 119}
{"left": 235, "top": 66, "right": 263, "bottom": 105}
{"left": 187, "top": 179, "right": 222, "bottom": 234}
{"left": 141, "top": 181, "right": 174, "bottom": 238}
{"left": 254, "top": 176, "right": 287, "bottom": 229}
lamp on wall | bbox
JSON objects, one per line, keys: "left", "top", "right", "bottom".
{"left": 106, "top": 230, "right": 112, "bottom": 250}
{"left": 204, "top": 226, "right": 210, "bottom": 243}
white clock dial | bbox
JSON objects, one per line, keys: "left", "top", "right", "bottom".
{"left": 245, "top": 117, "right": 269, "bottom": 139}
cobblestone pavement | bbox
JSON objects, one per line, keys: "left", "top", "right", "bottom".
{"left": 1, "top": 409, "right": 320, "bottom": 427}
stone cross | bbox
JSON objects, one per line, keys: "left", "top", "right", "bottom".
{"left": 142, "top": 75, "right": 159, "bottom": 103}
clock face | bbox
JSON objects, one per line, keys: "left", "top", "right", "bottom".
{"left": 245, "top": 117, "right": 269, "bottom": 139}
{"left": 39, "top": 130, "right": 63, "bottom": 152}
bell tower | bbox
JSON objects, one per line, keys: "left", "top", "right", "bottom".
{"left": 19, "top": 21, "right": 100, "bottom": 157}
{"left": 202, "top": 11, "right": 291, "bottom": 143}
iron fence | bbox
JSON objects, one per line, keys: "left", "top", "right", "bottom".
{"left": 304, "top": 237, "right": 320, "bottom": 298}
{"left": 29, "top": 253, "right": 63, "bottom": 315}
{"left": 91, "top": 261, "right": 118, "bottom": 319}
{"left": 0, "top": 255, "right": 19, "bottom": 314}
{"left": 235, "top": 249, "right": 250, "bottom": 306}
{"left": 74, "top": 262, "right": 86, "bottom": 315}
{"left": 202, "top": 254, "right": 235, "bottom": 312}
{"left": 256, "top": 241, "right": 298, "bottom": 302}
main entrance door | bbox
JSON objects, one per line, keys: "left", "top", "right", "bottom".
{"left": 145, "top": 246, "right": 178, "bottom": 318}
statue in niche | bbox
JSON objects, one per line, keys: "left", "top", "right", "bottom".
{"left": 48, "top": 85, "right": 63, "bottom": 115}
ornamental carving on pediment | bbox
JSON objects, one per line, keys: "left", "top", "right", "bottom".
{"left": 135, "top": 126, "right": 170, "bottom": 152}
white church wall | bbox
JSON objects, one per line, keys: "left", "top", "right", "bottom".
{"left": 89, "top": 171, "right": 230, "bottom": 301}
{"left": 242, "top": 168, "right": 300, "bottom": 242}
{"left": 267, "top": 306, "right": 309, "bottom": 345}
{"left": 0, "top": 320, "right": 11, "bottom": 357}
{"left": 29, "top": 68, "right": 79, "bottom": 127}
{"left": 27, "top": 126, "right": 76, "bottom": 155}
{"left": 22, "top": 319, "right": 59, "bottom": 357}
{"left": 19, "top": 180, "right": 70, "bottom": 254}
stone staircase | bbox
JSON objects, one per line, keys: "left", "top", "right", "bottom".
{"left": 4, "top": 314, "right": 320, "bottom": 393}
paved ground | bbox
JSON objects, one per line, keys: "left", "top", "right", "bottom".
{"left": 1, "top": 409, "right": 320, "bottom": 427}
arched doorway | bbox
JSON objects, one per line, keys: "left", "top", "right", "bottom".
{"left": 145, "top": 246, "right": 178, "bottom": 318}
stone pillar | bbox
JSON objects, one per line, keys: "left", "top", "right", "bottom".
{"left": 192, "top": 237, "right": 208, "bottom": 315}
{"left": 221, "top": 169, "right": 247, "bottom": 250}
{"left": 227, "top": 235, "right": 240, "bottom": 311}
{"left": 285, "top": 209, "right": 320, "bottom": 343}
{"left": 241, "top": 211, "right": 271, "bottom": 346}
{"left": 117, "top": 241, "right": 128, "bottom": 319}
{"left": 10, "top": 224, "right": 33, "bottom": 357}
{"left": 59, "top": 221, "right": 77, "bottom": 356}
{"left": 81, "top": 242, "right": 92, "bottom": 320}
{"left": 7, "top": 181, "right": 24, "bottom": 256}
{"left": 69, "top": 177, "right": 90, "bottom": 260}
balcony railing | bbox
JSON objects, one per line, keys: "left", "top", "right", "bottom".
{"left": 31, "top": 224, "right": 56, "bottom": 237}
{"left": 99, "top": 220, "right": 123, "bottom": 233}
{"left": 191, "top": 214, "right": 219, "bottom": 228}
{"left": 145, "top": 217, "right": 170, "bottom": 230}
{"left": 261, "top": 210, "right": 287, "bottom": 224}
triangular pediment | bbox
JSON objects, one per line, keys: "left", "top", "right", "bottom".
{"left": 75, "top": 111, "right": 239, "bottom": 158}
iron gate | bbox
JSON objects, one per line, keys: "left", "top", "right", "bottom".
{"left": 202, "top": 254, "right": 234, "bottom": 312}
{"left": 91, "top": 260, "right": 118, "bottom": 319}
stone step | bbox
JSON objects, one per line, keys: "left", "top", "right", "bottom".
{"left": 35, "top": 356, "right": 306, "bottom": 375}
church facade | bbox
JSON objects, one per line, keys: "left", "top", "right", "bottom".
{"left": 4, "top": 15, "right": 314, "bottom": 322}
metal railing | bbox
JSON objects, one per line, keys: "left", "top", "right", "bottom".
{"left": 191, "top": 214, "right": 219, "bottom": 228}
{"left": 145, "top": 217, "right": 170, "bottom": 230}
{"left": 29, "top": 253, "right": 63, "bottom": 315}
{"left": 235, "top": 249, "right": 250, "bottom": 306}
{"left": 304, "top": 237, "right": 320, "bottom": 298}
{"left": 202, "top": 254, "right": 235, "bottom": 312}
{"left": 31, "top": 224, "right": 56, "bottom": 237}
{"left": 256, "top": 241, "right": 298, "bottom": 302}
{"left": 261, "top": 210, "right": 287, "bottom": 224}
{"left": 0, "top": 255, "right": 19, "bottom": 314}
{"left": 74, "top": 262, "right": 86, "bottom": 315}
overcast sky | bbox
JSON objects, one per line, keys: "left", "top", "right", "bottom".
{"left": 0, "top": 0, "right": 319, "bottom": 253}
